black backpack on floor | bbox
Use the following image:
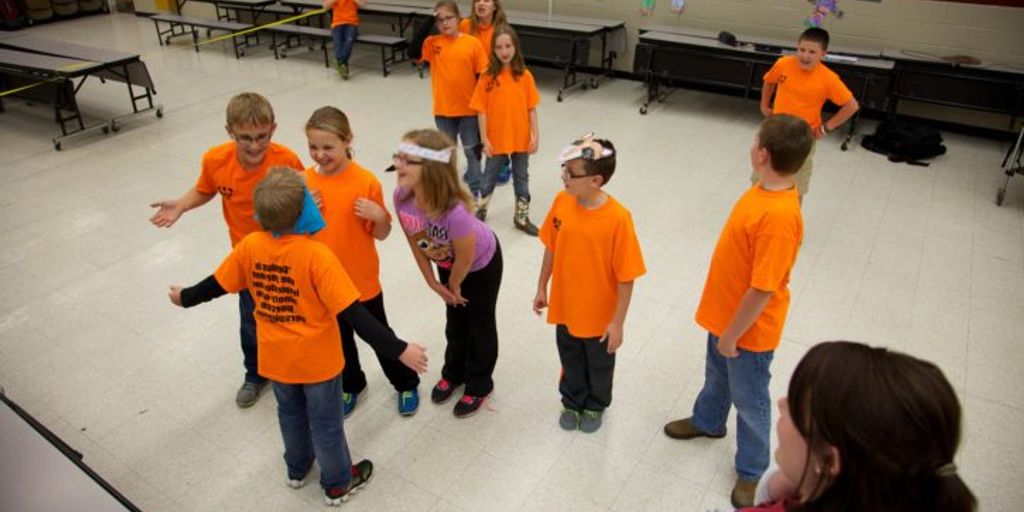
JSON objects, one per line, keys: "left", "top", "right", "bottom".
{"left": 861, "top": 120, "right": 947, "bottom": 166}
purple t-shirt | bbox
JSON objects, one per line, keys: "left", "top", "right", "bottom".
{"left": 393, "top": 187, "right": 497, "bottom": 271}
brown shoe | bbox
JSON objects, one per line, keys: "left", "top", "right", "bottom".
{"left": 663, "top": 417, "right": 726, "bottom": 440}
{"left": 731, "top": 478, "right": 759, "bottom": 508}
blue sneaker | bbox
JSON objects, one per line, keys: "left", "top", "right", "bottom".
{"left": 496, "top": 161, "right": 511, "bottom": 185}
{"left": 342, "top": 391, "right": 358, "bottom": 418}
{"left": 398, "top": 389, "right": 419, "bottom": 416}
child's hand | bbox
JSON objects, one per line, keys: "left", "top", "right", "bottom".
{"left": 716, "top": 335, "right": 739, "bottom": 358}
{"left": 532, "top": 288, "right": 547, "bottom": 315}
{"left": 311, "top": 189, "right": 324, "bottom": 210}
{"left": 447, "top": 282, "right": 468, "bottom": 306}
{"left": 168, "top": 286, "right": 183, "bottom": 307}
{"left": 601, "top": 322, "right": 623, "bottom": 354}
{"left": 483, "top": 141, "right": 494, "bottom": 158}
{"left": 429, "top": 281, "right": 460, "bottom": 305}
{"left": 149, "top": 199, "right": 184, "bottom": 228}
{"left": 528, "top": 137, "right": 538, "bottom": 155}
{"left": 399, "top": 342, "right": 429, "bottom": 373}
{"left": 354, "top": 198, "right": 387, "bottom": 224}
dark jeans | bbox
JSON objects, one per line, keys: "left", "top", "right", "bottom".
{"left": 435, "top": 242, "right": 502, "bottom": 397}
{"left": 338, "top": 292, "right": 419, "bottom": 393}
{"left": 556, "top": 324, "right": 615, "bottom": 412}
{"left": 331, "top": 24, "right": 358, "bottom": 64}
{"left": 691, "top": 333, "right": 774, "bottom": 481}
{"left": 238, "top": 290, "right": 264, "bottom": 384}
{"left": 434, "top": 115, "right": 483, "bottom": 195}
{"left": 272, "top": 374, "right": 352, "bottom": 490}
{"left": 481, "top": 153, "right": 530, "bottom": 200}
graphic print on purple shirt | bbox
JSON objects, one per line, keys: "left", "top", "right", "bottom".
{"left": 394, "top": 187, "right": 497, "bottom": 271}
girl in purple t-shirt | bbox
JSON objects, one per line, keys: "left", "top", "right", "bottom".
{"left": 390, "top": 129, "right": 502, "bottom": 418}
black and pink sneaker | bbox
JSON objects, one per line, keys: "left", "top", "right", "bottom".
{"left": 453, "top": 394, "right": 488, "bottom": 418}
{"left": 431, "top": 378, "right": 457, "bottom": 404}
{"left": 323, "top": 459, "right": 373, "bottom": 506}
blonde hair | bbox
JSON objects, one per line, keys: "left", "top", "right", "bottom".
{"left": 253, "top": 167, "right": 305, "bottom": 232}
{"left": 400, "top": 129, "right": 473, "bottom": 217}
{"left": 226, "top": 92, "right": 275, "bottom": 128}
{"left": 306, "top": 106, "right": 354, "bottom": 159}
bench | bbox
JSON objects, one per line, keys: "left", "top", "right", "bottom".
{"left": 265, "top": 24, "right": 407, "bottom": 77}
{"left": 150, "top": 13, "right": 255, "bottom": 59}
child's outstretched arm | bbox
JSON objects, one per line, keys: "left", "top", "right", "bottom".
{"left": 533, "top": 248, "right": 553, "bottom": 314}
{"left": 338, "top": 302, "right": 428, "bottom": 373}
{"left": 602, "top": 280, "right": 634, "bottom": 354}
{"left": 820, "top": 97, "right": 860, "bottom": 137}
{"left": 717, "top": 287, "right": 773, "bottom": 357}
{"left": 169, "top": 275, "right": 228, "bottom": 308}
{"left": 150, "top": 187, "right": 215, "bottom": 228}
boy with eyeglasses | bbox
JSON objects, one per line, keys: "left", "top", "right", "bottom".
{"left": 419, "top": 0, "right": 489, "bottom": 206}
{"left": 150, "top": 92, "right": 303, "bottom": 408}
{"left": 533, "top": 134, "right": 646, "bottom": 433}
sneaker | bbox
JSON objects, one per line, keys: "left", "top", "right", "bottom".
{"left": 335, "top": 62, "right": 348, "bottom": 80}
{"left": 453, "top": 394, "right": 487, "bottom": 418}
{"left": 398, "top": 389, "right": 419, "bottom": 416}
{"left": 431, "top": 378, "right": 457, "bottom": 404}
{"left": 558, "top": 408, "right": 580, "bottom": 431}
{"left": 286, "top": 477, "right": 306, "bottom": 489}
{"left": 235, "top": 380, "right": 266, "bottom": 408}
{"left": 731, "top": 478, "right": 759, "bottom": 508}
{"left": 323, "top": 460, "right": 374, "bottom": 506}
{"left": 579, "top": 409, "right": 603, "bottom": 433}
{"left": 663, "top": 417, "right": 726, "bottom": 440}
{"left": 342, "top": 391, "right": 359, "bottom": 418}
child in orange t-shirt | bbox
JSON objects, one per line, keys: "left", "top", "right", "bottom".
{"left": 323, "top": 0, "right": 366, "bottom": 79}
{"left": 421, "top": 0, "right": 489, "bottom": 201}
{"left": 149, "top": 92, "right": 303, "bottom": 409}
{"left": 303, "top": 106, "right": 421, "bottom": 417}
{"left": 663, "top": 115, "right": 813, "bottom": 508}
{"left": 755, "top": 28, "right": 859, "bottom": 199}
{"left": 458, "top": 0, "right": 507, "bottom": 55}
{"left": 470, "top": 25, "right": 541, "bottom": 235}
{"left": 168, "top": 169, "right": 427, "bottom": 506}
{"left": 534, "top": 134, "right": 645, "bottom": 434}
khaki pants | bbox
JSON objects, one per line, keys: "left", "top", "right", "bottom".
{"left": 750, "top": 142, "right": 815, "bottom": 196}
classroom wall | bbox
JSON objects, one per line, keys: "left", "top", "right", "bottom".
{"left": 514, "top": 0, "right": 1024, "bottom": 68}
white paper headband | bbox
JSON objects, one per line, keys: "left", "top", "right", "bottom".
{"left": 398, "top": 142, "right": 454, "bottom": 163}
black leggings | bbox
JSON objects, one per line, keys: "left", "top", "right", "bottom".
{"left": 436, "top": 243, "right": 503, "bottom": 397}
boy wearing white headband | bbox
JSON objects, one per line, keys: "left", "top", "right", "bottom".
{"left": 533, "top": 134, "right": 646, "bottom": 433}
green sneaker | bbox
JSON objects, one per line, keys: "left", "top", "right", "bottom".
{"left": 335, "top": 62, "right": 348, "bottom": 80}
{"left": 579, "top": 409, "right": 603, "bottom": 433}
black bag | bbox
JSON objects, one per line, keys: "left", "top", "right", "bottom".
{"left": 1, "top": 0, "right": 27, "bottom": 30}
{"left": 861, "top": 120, "right": 947, "bottom": 166}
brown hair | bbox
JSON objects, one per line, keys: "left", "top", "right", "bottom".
{"left": 225, "top": 92, "right": 275, "bottom": 128}
{"left": 758, "top": 115, "right": 813, "bottom": 175}
{"left": 799, "top": 27, "right": 830, "bottom": 51}
{"left": 788, "top": 341, "right": 976, "bottom": 512}
{"left": 581, "top": 138, "right": 617, "bottom": 186}
{"left": 306, "top": 106, "right": 354, "bottom": 159}
{"left": 468, "top": 0, "right": 507, "bottom": 36}
{"left": 399, "top": 129, "right": 473, "bottom": 217}
{"left": 434, "top": 0, "right": 459, "bottom": 18}
{"left": 253, "top": 167, "right": 305, "bottom": 232}
{"left": 485, "top": 24, "right": 526, "bottom": 80}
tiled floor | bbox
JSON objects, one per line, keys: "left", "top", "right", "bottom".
{"left": 1, "top": 13, "right": 1022, "bottom": 512}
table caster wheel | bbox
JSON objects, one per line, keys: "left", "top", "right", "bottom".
{"left": 841, "top": 142, "right": 849, "bottom": 151}
{"left": 156, "top": 107, "right": 164, "bottom": 118}
{"left": 110, "top": 120, "right": 120, "bottom": 132}
{"left": 557, "top": 92, "right": 563, "bottom": 102}
{"left": 640, "top": 106, "right": 648, "bottom": 115}
{"left": 102, "top": 125, "right": 110, "bottom": 134}
{"left": 997, "top": 188, "right": 1006, "bottom": 206}
{"left": 54, "top": 141, "right": 62, "bottom": 151}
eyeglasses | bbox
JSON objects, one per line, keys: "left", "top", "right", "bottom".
{"left": 232, "top": 131, "right": 272, "bottom": 146}
{"left": 561, "top": 166, "right": 590, "bottom": 180}
{"left": 392, "top": 153, "right": 425, "bottom": 166}
{"left": 435, "top": 14, "right": 457, "bottom": 24}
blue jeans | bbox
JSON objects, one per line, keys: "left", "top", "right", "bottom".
{"left": 691, "top": 333, "right": 774, "bottom": 481}
{"left": 272, "top": 374, "right": 353, "bottom": 490}
{"left": 434, "top": 115, "right": 483, "bottom": 195}
{"left": 331, "top": 24, "right": 358, "bottom": 64}
{"left": 482, "top": 153, "right": 530, "bottom": 200}
{"left": 238, "top": 290, "right": 263, "bottom": 384}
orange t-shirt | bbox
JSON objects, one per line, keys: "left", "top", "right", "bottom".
{"left": 695, "top": 185, "right": 803, "bottom": 352}
{"left": 539, "top": 191, "right": 646, "bottom": 338}
{"left": 214, "top": 232, "right": 361, "bottom": 384}
{"left": 470, "top": 68, "right": 540, "bottom": 155}
{"left": 763, "top": 56, "right": 853, "bottom": 132}
{"left": 331, "top": 0, "right": 359, "bottom": 27}
{"left": 304, "top": 162, "right": 390, "bottom": 301}
{"left": 195, "top": 142, "right": 304, "bottom": 247}
{"left": 459, "top": 18, "right": 494, "bottom": 55}
{"left": 421, "top": 33, "right": 488, "bottom": 117}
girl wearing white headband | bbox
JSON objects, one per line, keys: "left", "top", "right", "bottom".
{"left": 391, "top": 129, "right": 503, "bottom": 419}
